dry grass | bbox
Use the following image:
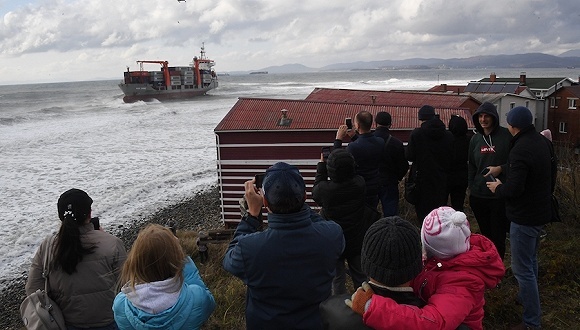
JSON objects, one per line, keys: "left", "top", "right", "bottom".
{"left": 182, "top": 147, "right": 580, "bottom": 330}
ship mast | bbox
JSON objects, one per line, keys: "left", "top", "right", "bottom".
{"left": 199, "top": 42, "right": 207, "bottom": 60}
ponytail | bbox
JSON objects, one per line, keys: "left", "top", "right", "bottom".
{"left": 54, "top": 189, "right": 96, "bottom": 274}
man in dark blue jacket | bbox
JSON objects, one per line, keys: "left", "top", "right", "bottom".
{"left": 486, "top": 106, "right": 554, "bottom": 330}
{"left": 334, "top": 111, "right": 384, "bottom": 208}
{"left": 223, "top": 162, "right": 345, "bottom": 330}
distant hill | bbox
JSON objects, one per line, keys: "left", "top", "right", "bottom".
{"left": 559, "top": 49, "right": 580, "bottom": 57}
{"left": 230, "top": 52, "right": 580, "bottom": 74}
{"left": 319, "top": 53, "right": 580, "bottom": 71}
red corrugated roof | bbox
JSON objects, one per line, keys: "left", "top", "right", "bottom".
{"left": 214, "top": 98, "right": 474, "bottom": 132}
{"left": 427, "top": 85, "right": 467, "bottom": 93}
{"left": 304, "top": 88, "right": 478, "bottom": 108}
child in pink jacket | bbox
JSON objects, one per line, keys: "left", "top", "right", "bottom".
{"left": 349, "top": 206, "right": 505, "bottom": 330}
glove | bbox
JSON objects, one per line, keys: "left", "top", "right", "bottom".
{"left": 345, "top": 281, "right": 374, "bottom": 315}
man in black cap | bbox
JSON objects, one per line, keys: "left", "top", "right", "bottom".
{"left": 486, "top": 106, "right": 555, "bottom": 330}
{"left": 223, "top": 162, "right": 344, "bottom": 330}
{"left": 374, "top": 111, "right": 409, "bottom": 216}
{"left": 406, "top": 105, "right": 453, "bottom": 221}
{"left": 319, "top": 216, "right": 424, "bottom": 329}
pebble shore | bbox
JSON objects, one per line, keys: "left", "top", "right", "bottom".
{"left": 0, "top": 185, "right": 224, "bottom": 330}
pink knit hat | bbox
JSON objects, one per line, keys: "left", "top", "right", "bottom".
{"left": 421, "top": 206, "right": 471, "bottom": 260}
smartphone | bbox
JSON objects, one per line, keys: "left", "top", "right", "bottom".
{"left": 321, "top": 146, "right": 333, "bottom": 161}
{"left": 485, "top": 175, "right": 497, "bottom": 182}
{"left": 90, "top": 217, "right": 100, "bottom": 230}
{"left": 481, "top": 168, "right": 496, "bottom": 182}
{"left": 254, "top": 173, "right": 266, "bottom": 189}
{"left": 345, "top": 117, "right": 353, "bottom": 130}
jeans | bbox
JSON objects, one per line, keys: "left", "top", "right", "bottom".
{"left": 332, "top": 255, "right": 367, "bottom": 295}
{"left": 510, "top": 222, "right": 544, "bottom": 328}
{"left": 379, "top": 184, "right": 399, "bottom": 217}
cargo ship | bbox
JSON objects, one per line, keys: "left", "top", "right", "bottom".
{"left": 119, "top": 45, "right": 218, "bottom": 103}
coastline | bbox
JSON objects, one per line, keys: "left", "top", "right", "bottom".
{"left": 0, "top": 185, "right": 224, "bottom": 330}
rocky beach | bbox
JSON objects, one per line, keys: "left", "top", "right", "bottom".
{"left": 0, "top": 185, "right": 223, "bottom": 330}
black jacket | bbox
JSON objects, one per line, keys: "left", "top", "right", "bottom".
{"left": 495, "top": 125, "right": 553, "bottom": 226}
{"left": 406, "top": 118, "right": 454, "bottom": 209}
{"left": 312, "top": 162, "right": 380, "bottom": 258}
{"left": 374, "top": 126, "right": 409, "bottom": 186}
{"left": 448, "top": 115, "right": 470, "bottom": 188}
{"left": 319, "top": 285, "right": 424, "bottom": 330}
{"left": 334, "top": 132, "right": 383, "bottom": 197}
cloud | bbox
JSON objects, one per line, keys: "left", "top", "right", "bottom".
{"left": 0, "top": 0, "right": 579, "bottom": 83}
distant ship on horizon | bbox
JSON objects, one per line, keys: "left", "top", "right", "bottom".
{"left": 249, "top": 71, "right": 268, "bottom": 74}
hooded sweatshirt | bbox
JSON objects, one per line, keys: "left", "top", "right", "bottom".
{"left": 468, "top": 102, "right": 513, "bottom": 198}
{"left": 362, "top": 234, "right": 505, "bottom": 330}
{"left": 113, "top": 257, "right": 216, "bottom": 330}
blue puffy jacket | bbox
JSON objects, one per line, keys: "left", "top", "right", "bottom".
{"left": 113, "top": 257, "right": 215, "bottom": 329}
{"left": 223, "top": 204, "right": 345, "bottom": 330}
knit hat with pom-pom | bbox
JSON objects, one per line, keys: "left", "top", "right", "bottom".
{"left": 421, "top": 206, "right": 471, "bottom": 260}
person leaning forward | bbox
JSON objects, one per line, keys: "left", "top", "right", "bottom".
{"left": 223, "top": 162, "right": 345, "bottom": 330}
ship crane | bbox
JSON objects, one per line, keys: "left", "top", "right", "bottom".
{"left": 137, "top": 60, "right": 170, "bottom": 89}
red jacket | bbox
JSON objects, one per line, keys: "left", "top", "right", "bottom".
{"left": 363, "top": 234, "right": 505, "bottom": 330}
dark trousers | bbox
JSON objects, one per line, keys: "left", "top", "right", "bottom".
{"left": 469, "top": 195, "right": 510, "bottom": 259}
{"left": 379, "top": 184, "right": 399, "bottom": 217}
{"left": 447, "top": 183, "right": 467, "bottom": 212}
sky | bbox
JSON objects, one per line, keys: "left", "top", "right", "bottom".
{"left": 1, "top": 0, "right": 580, "bottom": 84}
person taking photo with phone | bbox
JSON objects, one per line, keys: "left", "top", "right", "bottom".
{"left": 223, "top": 162, "right": 344, "bottom": 330}
{"left": 334, "top": 111, "right": 384, "bottom": 209}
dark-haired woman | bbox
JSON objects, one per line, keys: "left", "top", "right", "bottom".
{"left": 25, "top": 188, "right": 127, "bottom": 329}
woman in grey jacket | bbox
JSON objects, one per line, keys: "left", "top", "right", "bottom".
{"left": 25, "top": 188, "right": 127, "bottom": 329}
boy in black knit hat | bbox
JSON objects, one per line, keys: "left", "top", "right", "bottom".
{"left": 320, "top": 216, "right": 424, "bottom": 330}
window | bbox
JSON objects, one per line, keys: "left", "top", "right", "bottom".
{"left": 559, "top": 122, "right": 568, "bottom": 133}
{"left": 525, "top": 101, "right": 529, "bottom": 108}
{"left": 549, "top": 97, "right": 556, "bottom": 108}
{"left": 510, "top": 102, "right": 516, "bottom": 109}
{"left": 568, "top": 98, "right": 578, "bottom": 109}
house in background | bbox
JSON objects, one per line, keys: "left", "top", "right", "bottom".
{"left": 547, "top": 85, "right": 580, "bottom": 152}
{"left": 478, "top": 72, "right": 579, "bottom": 129}
{"left": 428, "top": 81, "right": 539, "bottom": 128}
{"left": 214, "top": 97, "right": 473, "bottom": 226}
{"left": 480, "top": 72, "right": 577, "bottom": 99}
{"left": 462, "top": 82, "right": 538, "bottom": 128}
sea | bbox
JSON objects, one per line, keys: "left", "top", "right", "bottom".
{"left": 0, "top": 68, "right": 576, "bottom": 284}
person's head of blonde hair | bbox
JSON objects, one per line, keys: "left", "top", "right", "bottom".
{"left": 120, "top": 224, "right": 185, "bottom": 289}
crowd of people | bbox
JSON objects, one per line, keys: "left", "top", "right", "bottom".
{"left": 24, "top": 104, "right": 555, "bottom": 329}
